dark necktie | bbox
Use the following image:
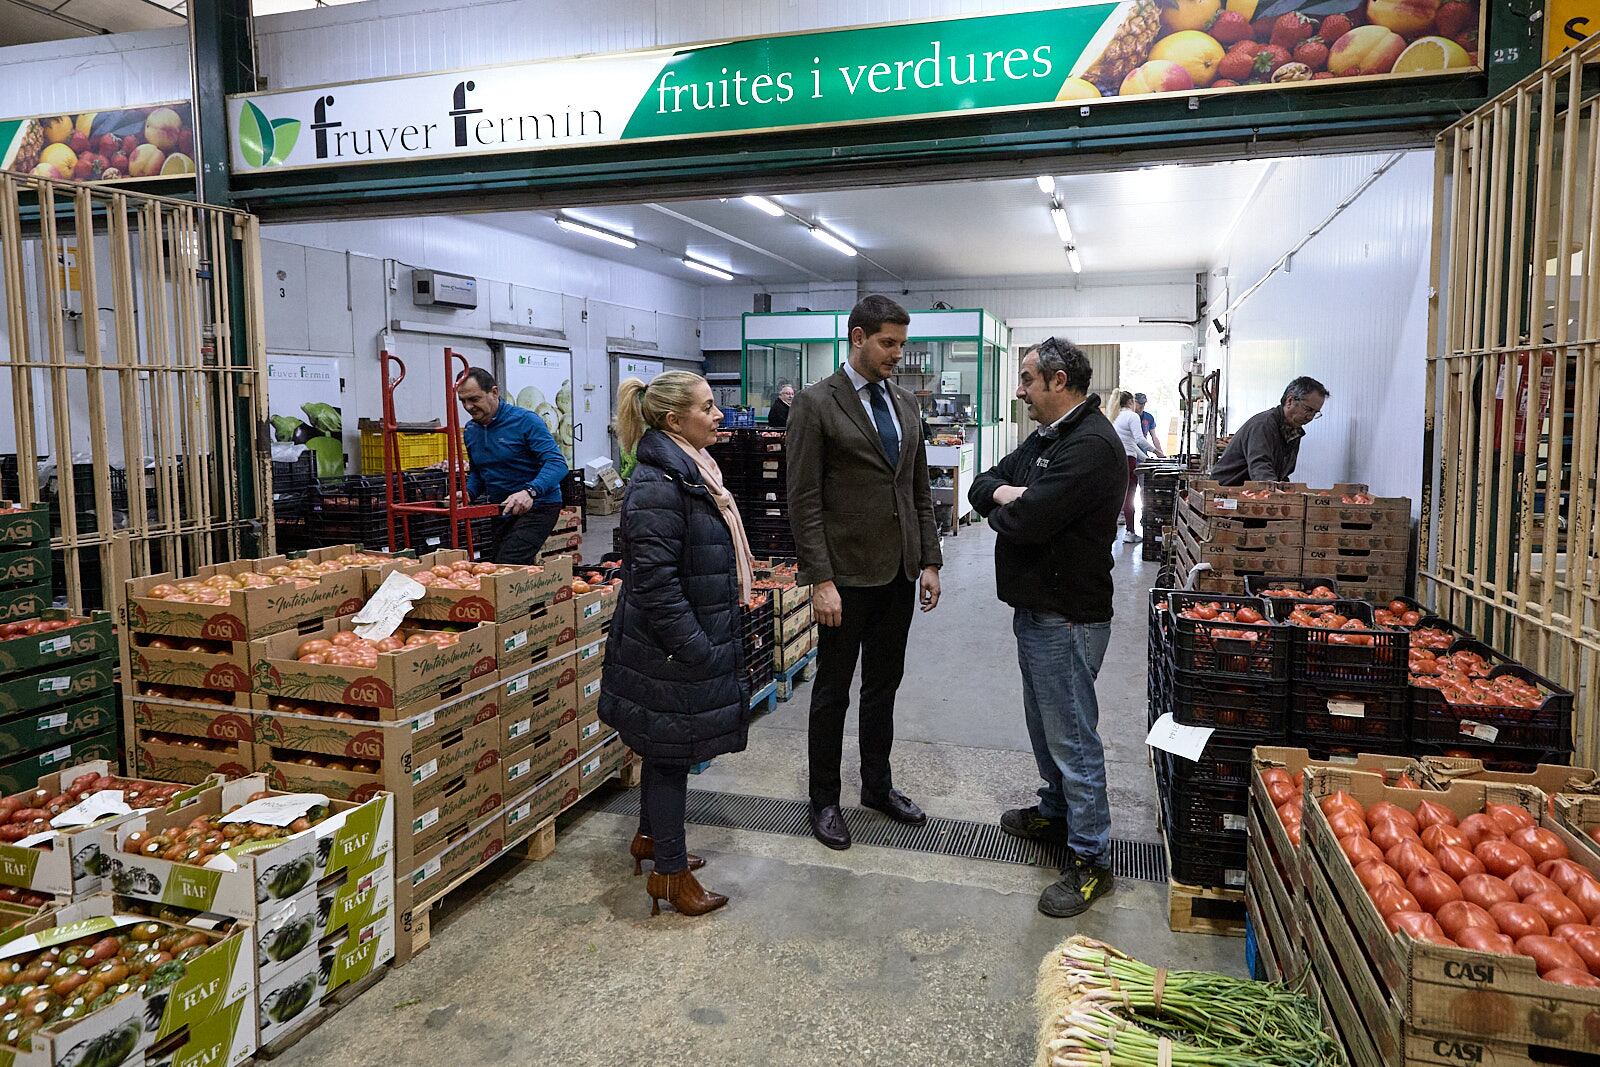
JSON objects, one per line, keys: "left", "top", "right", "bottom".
{"left": 867, "top": 381, "right": 900, "bottom": 468}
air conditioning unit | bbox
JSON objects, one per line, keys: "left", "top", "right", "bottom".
{"left": 412, "top": 269, "right": 477, "bottom": 310}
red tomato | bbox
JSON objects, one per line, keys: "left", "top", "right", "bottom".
{"left": 1367, "top": 802, "right": 1421, "bottom": 833}
{"left": 1476, "top": 839, "right": 1534, "bottom": 879}
{"left": 1485, "top": 804, "right": 1536, "bottom": 835}
{"left": 1436, "top": 900, "right": 1498, "bottom": 939}
{"left": 1413, "top": 799, "right": 1458, "bottom": 830}
{"left": 1387, "top": 910, "right": 1446, "bottom": 940}
{"left": 1357, "top": 861, "right": 1406, "bottom": 893}
{"left": 1341, "top": 835, "right": 1386, "bottom": 867}
{"left": 1550, "top": 925, "right": 1600, "bottom": 977}
{"left": 1458, "top": 813, "right": 1508, "bottom": 849}
{"left": 1566, "top": 877, "right": 1600, "bottom": 923}
{"left": 1371, "top": 882, "right": 1421, "bottom": 917}
{"left": 1387, "top": 840, "right": 1436, "bottom": 879}
{"left": 1328, "top": 808, "right": 1369, "bottom": 840}
{"left": 1266, "top": 778, "right": 1298, "bottom": 807}
{"left": 1320, "top": 791, "right": 1365, "bottom": 822}
{"left": 1235, "top": 607, "right": 1264, "bottom": 624}
{"left": 1408, "top": 866, "right": 1465, "bottom": 912}
{"left": 1525, "top": 891, "right": 1588, "bottom": 930}
{"left": 1507, "top": 867, "right": 1561, "bottom": 900}
{"left": 1537, "top": 859, "right": 1600, "bottom": 893}
{"left": 1372, "top": 819, "right": 1422, "bottom": 853}
{"left": 1455, "top": 926, "right": 1516, "bottom": 955}
{"left": 1491, "top": 902, "right": 1550, "bottom": 939}
{"left": 1422, "top": 824, "right": 1474, "bottom": 854}
{"left": 1515, "top": 935, "right": 1585, "bottom": 975}
{"left": 1434, "top": 844, "right": 1487, "bottom": 883}
{"left": 1509, "top": 826, "right": 1569, "bottom": 866}
{"left": 1540, "top": 968, "right": 1600, "bottom": 987}
{"left": 1391, "top": 773, "right": 1421, "bottom": 790}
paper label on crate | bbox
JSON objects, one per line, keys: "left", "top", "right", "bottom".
{"left": 412, "top": 759, "right": 438, "bottom": 785}
{"left": 503, "top": 631, "right": 529, "bottom": 653}
{"left": 1327, "top": 699, "right": 1366, "bottom": 719}
{"left": 579, "top": 640, "right": 603, "bottom": 660}
{"left": 412, "top": 856, "right": 443, "bottom": 886}
{"left": 37, "top": 635, "right": 71, "bottom": 655}
{"left": 1144, "top": 713, "right": 1215, "bottom": 762}
{"left": 39, "top": 744, "right": 74, "bottom": 766}
{"left": 37, "top": 712, "right": 67, "bottom": 730}
{"left": 1459, "top": 720, "right": 1500, "bottom": 743}
{"left": 51, "top": 790, "right": 132, "bottom": 828}
{"left": 412, "top": 808, "right": 439, "bottom": 834}
{"left": 508, "top": 718, "right": 529, "bottom": 740}
{"left": 505, "top": 674, "right": 530, "bottom": 697}
{"left": 16, "top": 829, "right": 58, "bottom": 848}
{"left": 1223, "top": 813, "right": 1248, "bottom": 833}
{"left": 1216, "top": 497, "right": 1238, "bottom": 511}
{"left": 583, "top": 679, "right": 602, "bottom": 699}
{"left": 1225, "top": 868, "right": 1246, "bottom": 888}
{"left": 351, "top": 570, "right": 426, "bottom": 642}
{"left": 219, "top": 793, "right": 330, "bottom": 827}
{"left": 582, "top": 756, "right": 601, "bottom": 776}
{"left": 37, "top": 676, "right": 71, "bottom": 693}
{"left": 582, "top": 602, "right": 603, "bottom": 620}
{"left": 506, "top": 801, "right": 531, "bottom": 826}
{"left": 508, "top": 758, "right": 531, "bottom": 781}
{"left": 579, "top": 721, "right": 600, "bottom": 742}
{"left": 410, "top": 709, "right": 437, "bottom": 734}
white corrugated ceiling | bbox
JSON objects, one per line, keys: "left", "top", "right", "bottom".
{"left": 480, "top": 159, "right": 1273, "bottom": 288}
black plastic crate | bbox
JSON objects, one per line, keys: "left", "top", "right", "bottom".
{"left": 271, "top": 452, "right": 315, "bottom": 492}
{"left": 1166, "top": 592, "right": 1287, "bottom": 680}
{"left": 402, "top": 469, "right": 449, "bottom": 502}
{"left": 314, "top": 476, "right": 389, "bottom": 513}
{"left": 1164, "top": 815, "right": 1248, "bottom": 889}
{"left": 1245, "top": 576, "right": 1343, "bottom": 599}
{"left": 1264, "top": 597, "right": 1409, "bottom": 688}
{"left": 272, "top": 489, "right": 311, "bottom": 518}
{"left": 1290, "top": 681, "right": 1408, "bottom": 746}
{"left": 1161, "top": 733, "right": 1260, "bottom": 789}
{"left": 1169, "top": 665, "right": 1289, "bottom": 736}
{"left": 1408, "top": 740, "right": 1573, "bottom": 774}
{"left": 1409, "top": 641, "right": 1574, "bottom": 751}
{"left": 1161, "top": 759, "right": 1251, "bottom": 837}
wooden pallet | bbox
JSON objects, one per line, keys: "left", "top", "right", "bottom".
{"left": 257, "top": 965, "right": 389, "bottom": 1059}
{"left": 776, "top": 649, "right": 817, "bottom": 701}
{"left": 1168, "top": 878, "right": 1247, "bottom": 937}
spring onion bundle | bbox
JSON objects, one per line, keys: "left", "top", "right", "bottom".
{"left": 1037, "top": 937, "right": 1345, "bottom": 1067}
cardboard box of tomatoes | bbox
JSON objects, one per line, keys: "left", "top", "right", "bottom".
{"left": 502, "top": 721, "right": 578, "bottom": 800}
{"left": 377, "top": 550, "right": 573, "bottom": 623}
{"left": 250, "top": 618, "right": 497, "bottom": 711}
{"left": 124, "top": 555, "right": 373, "bottom": 642}
{"left": 0, "top": 611, "right": 114, "bottom": 674}
{"left": 0, "top": 504, "right": 49, "bottom": 548}
{"left": 1301, "top": 767, "right": 1600, "bottom": 1059}
{"left": 503, "top": 763, "right": 581, "bottom": 850}
{"left": 500, "top": 659, "right": 578, "bottom": 757}
{"left": 132, "top": 730, "right": 254, "bottom": 785}
{"left": 494, "top": 600, "right": 576, "bottom": 673}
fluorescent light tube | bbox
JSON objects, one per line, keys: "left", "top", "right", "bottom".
{"left": 809, "top": 226, "right": 857, "bottom": 257}
{"left": 1067, "top": 246, "right": 1083, "bottom": 273}
{"left": 554, "top": 217, "right": 636, "bottom": 249}
{"left": 743, "top": 195, "right": 785, "bottom": 217}
{"left": 1051, "top": 206, "right": 1074, "bottom": 244}
{"left": 683, "top": 257, "right": 734, "bottom": 281}
{"left": 1036, "top": 175, "right": 1056, "bottom": 194}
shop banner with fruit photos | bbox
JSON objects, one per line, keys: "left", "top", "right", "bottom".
{"left": 227, "top": 1, "right": 1483, "bottom": 175}
{"left": 0, "top": 102, "right": 194, "bottom": 183}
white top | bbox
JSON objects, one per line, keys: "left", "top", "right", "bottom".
{"left": 842, "top": 360, "right": 903, "bottom": 444}
{"left": 1114, "top": 408, "right": 1155, "bottom": 458}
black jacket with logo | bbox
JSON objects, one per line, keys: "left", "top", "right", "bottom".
{"left": 967, "top": 393, "right": 1127, "bottom": 623}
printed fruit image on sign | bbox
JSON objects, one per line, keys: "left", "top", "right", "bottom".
{"left": 1, "top": 102, "right": 195, "bottom": 183}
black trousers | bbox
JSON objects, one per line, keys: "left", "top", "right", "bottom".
{"left": 808, "top": 575, "right": 916, "bottom": 809}
{"left": 489, "top": 503, "right": 563, "bottom": 564}
{"left": 638, "top": 759, "right": 691, "bottom": 873}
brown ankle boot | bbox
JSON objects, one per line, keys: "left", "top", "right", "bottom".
{"left": 629, "top": 832, "right": 705, "bottom": 875}
{"left": 646, "top": 869, "right": 728, "bottom": 916}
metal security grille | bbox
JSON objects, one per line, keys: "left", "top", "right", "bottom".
{"left": 1424, "top": 36, "right": 1600, "bottom": 768}
{"left": 596, "top": 788, "right": 1168, "bottom": 883}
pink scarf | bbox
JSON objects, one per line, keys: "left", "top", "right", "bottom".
{"left": 666, "top": 432, "right": 755, "bottom": 604}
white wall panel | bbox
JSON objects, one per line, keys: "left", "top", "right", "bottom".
{"left": 1209, "top": 149, "right": 1432, "bottom": 506}
{"left": 0, "top": 29, "right": 188, "bottom": 116}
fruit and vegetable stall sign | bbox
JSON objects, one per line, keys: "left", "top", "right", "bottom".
{"left": 227, "top": 0, "right": 1483, "bottom": 174}
{"left": 0, "top": 102, "right": 195, "bottom": 183}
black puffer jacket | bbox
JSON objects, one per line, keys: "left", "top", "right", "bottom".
{"left": 599, "top": 430, "right": 749, "bottom": 764}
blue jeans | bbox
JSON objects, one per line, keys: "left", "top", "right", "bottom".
{"left": 1013, "top": 609, "right": 1113, "bottom": 867}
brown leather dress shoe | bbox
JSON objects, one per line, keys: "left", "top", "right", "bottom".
{"left": 629, "top": 832, "right": 705, "bottom": 875}
{"left": 646, "top": 869, "right": 728, "bottom": 916}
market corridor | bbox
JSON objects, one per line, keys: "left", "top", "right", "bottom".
{"left": 274, "top": 519, "right": 1241, "bottom": 1067}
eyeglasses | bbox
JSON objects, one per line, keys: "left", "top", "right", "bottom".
{"left": 1037, "top": 336, "right": 1069, "bottom": 359}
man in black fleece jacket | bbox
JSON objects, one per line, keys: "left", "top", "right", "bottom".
{"left": 968, "top": 337, "right": 1126, "bottom": 917}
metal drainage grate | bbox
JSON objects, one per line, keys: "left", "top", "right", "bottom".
{"left": 596, "top": 788, "right": 1168, "bottom": 883}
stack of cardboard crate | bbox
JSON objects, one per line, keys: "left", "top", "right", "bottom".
{"left": 539, "top": 505, "right": 585, "bottom": 562}
{"left": 1302, "top": 484, "right": 1410, "bottom": 603}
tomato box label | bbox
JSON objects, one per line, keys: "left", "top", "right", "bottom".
{"left": 0, "top": 728, "right": 119, "bottom": 795}
{"left": 0, "top": 583, "right": 50, "bottom": 626}
{"left": 0, "top": 692, "right": 117, "bottom": 760}
{"left": 0, "top": 545, "right": 48, "bottom": 587}
{"left": 0, "top": 505, "right": 48, "bottom": 547}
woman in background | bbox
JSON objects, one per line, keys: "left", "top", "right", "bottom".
{"left": 1111, "top": 390, "right": 1156, "bottom": 544}
{"left": 600, "top": 371, "right": 755, "bottom": 917}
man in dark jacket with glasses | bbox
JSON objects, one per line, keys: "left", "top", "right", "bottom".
{"left": 1212, "top": 376, "right": 1330, "bottom": 486}
{"left": 969, "top": 337, "right": 1126, "bottom": 918}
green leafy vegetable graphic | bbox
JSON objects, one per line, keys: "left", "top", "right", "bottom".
{"left": 307, "top": 437, "right": 345, "bottom": 479}
{"left": 270, "top": 414, "right": 301, "bottom": 442}
{"left": 302, "top": 402, "right": 341, "bottom": 435}
{"left": 269, "top": 118, "right": 300, "bottom": 164}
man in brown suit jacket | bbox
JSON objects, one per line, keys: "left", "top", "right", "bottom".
{"left": 786, "top": 295, "right": 943, "bottom": 850}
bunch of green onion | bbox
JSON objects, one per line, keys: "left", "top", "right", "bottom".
{"left": 1042, "top": 938, "right": 1345, "bottom": 1067}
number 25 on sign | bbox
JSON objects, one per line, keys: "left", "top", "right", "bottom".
{"left": 1545, "top": 0, "right": 1598, "bottom": 60}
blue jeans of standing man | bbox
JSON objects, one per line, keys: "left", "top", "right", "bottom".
{"left": 1013, "top": 609, "right": 1113, "bottom": 866}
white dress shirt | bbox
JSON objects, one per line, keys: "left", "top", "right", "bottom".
{"left": 842, "top": 360, "right": 903, "bottom": 443}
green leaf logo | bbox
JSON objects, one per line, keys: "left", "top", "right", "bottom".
{"left": 269, "top": 117, "right": 300, "bottom": 164}
{"left": 238, "top": 100, "right": 272, "bottom": 168}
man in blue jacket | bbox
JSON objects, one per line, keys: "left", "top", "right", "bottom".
{"left": 968, "top": 337, "right": 1126, "bottom": 918}
{"left": 456, "top": 367, "right": 570, "bottom": 563}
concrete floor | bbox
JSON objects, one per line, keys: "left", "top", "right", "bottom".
{"left": 278, "top": 514, "right": 1242, "bottom": 1067}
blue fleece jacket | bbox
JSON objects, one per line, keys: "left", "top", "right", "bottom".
{"left": 464, "top": 402, "right": 569, "bottom": 505}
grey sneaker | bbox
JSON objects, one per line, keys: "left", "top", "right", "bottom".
{"left": 1038, "top": 853, "right": 1114, "bottom": 917}
{"left": 1000, "top": 806, "right": 1071, "bottom": 845}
